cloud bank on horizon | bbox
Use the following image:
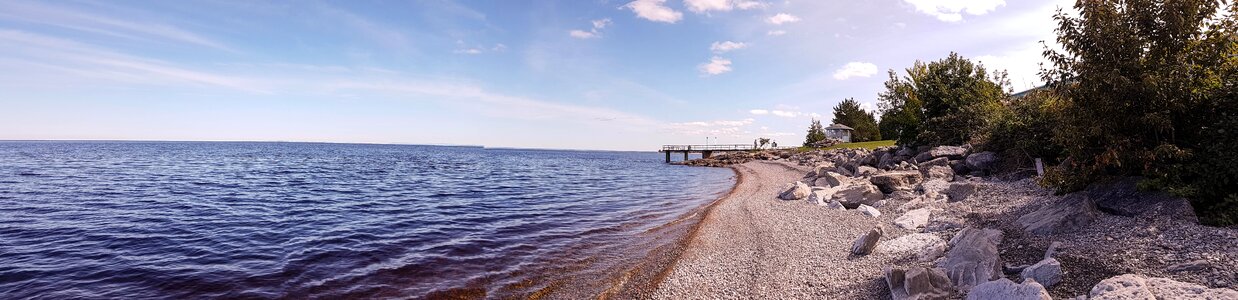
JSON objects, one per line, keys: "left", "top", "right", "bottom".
{"left": 0, "top": 0, "right": 1071, "bottom": 151}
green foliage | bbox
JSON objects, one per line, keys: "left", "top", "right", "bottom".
{"left": 978, "top": 89, "right": 1067, "bottom": 168}
{"left": 877, "top": 53, "right": 1009, "bottom": 146}
{"left": 831, "top": 98, "right": 881, "bottom": 142}
{"left": 822, "top": 140, "right": 896, "bottom": 150}
{"left": 1041, "top": 0, "right": 1238, "bottom": 225}
{"left": 803, "top": 119, "right": 827, "bottom": 147}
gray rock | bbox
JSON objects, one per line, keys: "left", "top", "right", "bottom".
{"left": 945, "top": 182, "right": 980, "bottom": 202}
{"left": 856, "top": 166, "right": 881, "bottom": 177}
{"left": 870, "top": 171, "right": 924, "bottom": 194}
{"left": 1015, "top": 194, "right": 1099, "bottom": 235}
{"left": 778, "top": 181, "right": 812, "bottom": 200}
{"left": 834, "top": 182, "right": 884, "bottom": 209}
{"left": 807, "top": 163, "right": 837, "bottom": 178}
{"left": 924, "top": 165, "right": 955, "bottom": 181}
{"left": 926, "top": 215, "right": 965, "bottom": 232}
{"left": 813, "top": 171, "right": 846, "bottom": 187}
{"left": 1086, "top": 177, "right": 1199, "bottom": 223}
{"left": 885, "top": 266, "right": 954, "bottom": 300}
{"left": 857, "top": 204, "right": 881, "bottom": 217}
{"left": 896, "top": 147, "right": 916, "bottom": 158}
{"left": 1166, "top": 260, "right": 1210, "bottom": 273}
{"left": 964, "top": 151, "right": 998, "bottom": 172}
{"left": 825, "top": 200, "right": 846, "bottom": 210}
{"left": 878, "top": 233, "right": 946, "bottom": 257}
{"left": 916, "top": 146, "right": 969, "bottom": 163}
{"left": 966, "top": 278, "right": 1051, "bottom": 300}
{"left": 940, "top": 227, "right": 1004, "bottom": 291}
{"left": 918, "top": 157, "right": 950, "bottom": 169}
{"left": 851, "top": 226, "right": 883, "bottom": 255}
{"left": 1089, "top": 274, "right": 1238, "bottom": 299}
{"left": 950, "top": 159, "right": 969, "bottom": 175}
{"left": 894, "top": 208, "right": 932, "bottom": 230}
{"left": 1020, "top": 258, "right": 1062, "bottom": 287}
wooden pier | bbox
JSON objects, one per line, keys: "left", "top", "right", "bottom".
{"left": 659, "top": 144, "right": 757, "bottom": 163}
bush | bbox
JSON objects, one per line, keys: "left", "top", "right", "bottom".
{"left": 976, "top": 89, "right": 1066, "bottom": 171}
{"left": 877, "top": 53, "right": 1009, "bottom": 147}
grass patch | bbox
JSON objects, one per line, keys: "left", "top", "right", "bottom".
{"left": 805, "top": 140, "right": 895, "bottom": 151}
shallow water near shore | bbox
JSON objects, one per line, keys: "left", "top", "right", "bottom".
{"left": 0, "top": 141, "right": 735, "bottom": 298}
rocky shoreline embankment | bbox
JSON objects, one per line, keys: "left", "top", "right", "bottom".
{"left": 661, "top": 145, "right": 1236, "bottom": 299}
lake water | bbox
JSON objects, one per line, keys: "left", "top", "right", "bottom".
{"left": 0, "top": 141, "right": 735, "bottom": 299}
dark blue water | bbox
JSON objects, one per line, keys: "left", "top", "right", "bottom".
{"left": 0, "top": 141, "right": 735, "bottom": 299}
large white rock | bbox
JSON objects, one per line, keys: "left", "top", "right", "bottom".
{"left": 870, "top": 171, "right": 924, "bottom": 194}
{"left": 778, "top": 181, "right": 811, "bottom": 200}
{"left": 966, "top": 278, "right": 1051, "bottom": 300}
{"left": 894, "top": 208, "right": 932, "bottom": 230}
{"left": 834, "top": 182, "right": 884, "bottom": 208}
{"left": 1089, "top": 274, "right": 1238, "bottom": 299}
{"left": 813, "top": 171, "right": 847, "bottom": 187}
{"left": 857, "top": 204, "right": 881, "bottom": 217}
{"left": 877, "top": 233, "right": 946, "bottom": 257}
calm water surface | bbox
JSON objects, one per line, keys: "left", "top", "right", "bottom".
{"left": 0, "top": 141, "right": 734, "bottom": 299}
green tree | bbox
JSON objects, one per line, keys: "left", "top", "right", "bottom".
{"left": 831, "top": 98, "right": 881, "bottom": 142}
{"left": 1041, "top": 0, "right": 1238, "bottom": 224}
{"left": 803, "top": 119, "right": 826, "bottom": 147}
{"left": 877, "top": 53, "right": 1009, "bottom": 146}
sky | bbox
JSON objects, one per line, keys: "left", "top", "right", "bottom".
{"left": 0, "top": 0, "right": 1074, "bottom": 151}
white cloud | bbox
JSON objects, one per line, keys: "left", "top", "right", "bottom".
{"left": 570, "top": 18, "right": 612, "bottom": 39}
{"left": 699, "top": 56, "right": 733, "bottom": 76}
{"left": 569, "top": 30, "right": 597, "bottom": 39}
{"left": 0, "top": 1, "right": 236, "bottom": 52}
{"left": 767, "top": 30, "right": 786, "bottom": 36}
{"left": 832, "top": 62, "right": 878, "bottom": 80}
{"left": 453, "top": 48, "right": 483, "bottom": 54}
{"left": 770, "top": 110, "right": 799, "bottom": 118}
{"left": 710, "top": 41, "right": 747, "bottom": 53}
{"left": 902, "top": 0, "right": 1006, "bottom": 22}
{"left": 766, "top": 13, "right": 801, "bottom": 25}
{"left": 684, "top": 0, "right": 767, "bottom": 13}
{"left": 623, "top": 0, "right": 683, "bottom": 23}
{"left": 749, "top": 109, "right": 770, "bottom": 115}
{"left": 666, "top": 118, "right": 755, "bottom": 136}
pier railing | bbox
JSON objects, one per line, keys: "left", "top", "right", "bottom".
{"left": 659, "top": 144, "right": 757, "bottom": 152}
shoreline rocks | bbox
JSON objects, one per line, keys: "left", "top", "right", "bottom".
{"left": 941, "top": 228, "right": 1004, "bottom": 291}
{"left": 851, "top": 226, "right": 884, "bottom": 255}
{"left": 1015, "top": 194, "right": 1099, "bottom": 235}
{"left": 779, "top": 181, "right": 811, "bottom": 200}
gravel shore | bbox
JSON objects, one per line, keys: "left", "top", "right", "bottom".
{"left": 651, "top": 160, "right": 1237, "bottom": 299}
{"left": 653, "top": 161, "right": 914, "bottom": 299}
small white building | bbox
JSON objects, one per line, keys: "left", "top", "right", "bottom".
{"left": 824, "top": 123, "right": 854, "bottom": 143}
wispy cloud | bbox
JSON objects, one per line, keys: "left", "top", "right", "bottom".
{"left": 766, "top": 13, "right": 801, "bottom": 25}
{"left": 315, "top": 3, "right": 417, "bottom": 54}
{"left": 767, "top": 30, "right": 787, "bottom": 36}
{"left": 698, "top": 56, "right": 733, "bottom": 76}
{"left": 832, "top": 62, "right": 878, "bottom": 80}
{"left": 569, "top": 18, "right": 612, "bottom": 39}
{"left": 684, "top": 0, "right": 767, "bottom": 13}
{"left": 902, "top": 0, "right": 1006, "bottom": 22}
{"left": 0, "top": 1, "right": 236, "bottom": 52}
{"left": 666, "top": 118, "right": 755, "bottom": 136}
{"left": 623, "top": 0, "right": 683, "bottom": 23}
{"left": 710, "top": 41, "right": 748, "bottom": 53}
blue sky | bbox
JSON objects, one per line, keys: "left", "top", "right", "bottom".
{"left": 0, "top": 0, "right": 1071, "bottom": 150}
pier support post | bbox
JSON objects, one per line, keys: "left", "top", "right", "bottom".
{"left": 665, "top": 152, "right": 671, "bottom": 163}
{"left": 683, "top": 151, "right": 688, "bottom": 161}
{"left": 703, "top": 151, "right": 712, "bottom": 159}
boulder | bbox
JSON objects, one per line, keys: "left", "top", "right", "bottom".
{"left": 1089, "top": 274, "right": 1238, "bottom": 299}
{"left": 917, "top": 157, "right": 950, "bottom": 169}
{"left": 807, "top": 163, "right": 837, "bottom": 178}
{"left": 1086, "top": 177, "right": 1199, "bottom": 222}
{"left": 1015, "top": 194, "right": 1099, "bottom": 235}
{"left": 966, "top": 278, "right": 1051, "bottom": 300}
{"left": 940, "top": 228, "right": 1004, "bottom": 291}
{"left": 923, "top": 165, "right": 955, "bottom": 181}
{"left": 856, "top": 166, "right": 881, "bottom": 177}
{"left": 870, "top": 171, "right": 924, "bottom": 194}
{"left": 885, "top": 266, "right": 954, "bottom": 300}
{"left": 1020, "top": 258, "right": 1062, "bottom": 287}
{"left": 878, "top": 153, "right": 898, "bottom": 170}
{"left": 834, "top": 183, "right": 884, "bottom": 208}
{"left": 896, "top": 146, "right": 916, "bottom": 157}
{"left": 857, "top": 204, "right": 881, "bottom": 217}
{"left": 964, "top": 151, "right": 999, "bottom": 173}
{"left": 894, "top": 208, "right": 932, "bottom": 230}
{"left": 950, "top": 160, "right": 970, "bottom": 175}
{"left": 808, "top": 190, "right": 833, "bottom": 205}
{"left": 778, "top": 181, "right": 812, "bottom": 200}
{"left": 851, "top": 226, "right": 883, "bottom": 255}
{"left": 945, "top": 182, "right": 980, "bottom": 202}
{"left": 916, "top": 146, "right": 969, "bottom": 163}
{"left": 813, "top": 171, "right": 847, "bottom": 187}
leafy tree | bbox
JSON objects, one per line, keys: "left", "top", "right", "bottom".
{"left": 1040, "top": 0, "right": 1238, "bottom": 224}
{"left": 831, "top": 98, "right": 881, "bottom": 142}
{"left": 878, "top": 53, "right": 1009, "bottom": 146}
{"left": 803, "top": 119, "right": 827, "bottom": 147}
